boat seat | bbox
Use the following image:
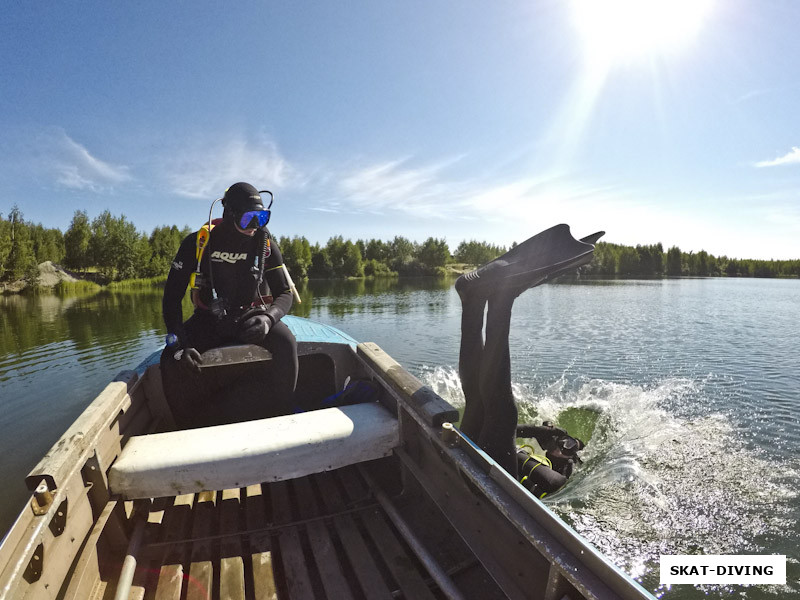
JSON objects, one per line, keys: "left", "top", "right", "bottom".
{"left": 108, "top": 403, "right": 399, "bottom": 500}
{"left": 199, "top": 344, "right": 272, "bottom": 368}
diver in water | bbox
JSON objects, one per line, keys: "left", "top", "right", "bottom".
{"left": 454, "top": 224, "right": 601, "bottom": 485}
{"left": 161, "top": 182, "right": 298, "bottom": 427}
{"left": 515, "top": 422, "right": 585, "bottom": 497}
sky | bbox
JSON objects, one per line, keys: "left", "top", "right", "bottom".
{"left": 1, "top": 0, "right": 799, "bottom": 260}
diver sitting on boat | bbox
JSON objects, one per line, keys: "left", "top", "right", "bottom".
{"left": 160, "top": 182, "right": 298, "bottom": 428}
{"left": 455, "top": 224, "right": 600, "bottom": 493}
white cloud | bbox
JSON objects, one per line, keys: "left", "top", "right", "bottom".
{"left": 335, "top": 157, "right": 469, "bottom": 217}
{"left": 755, "top": 147, "right": 800, "bottom": 168}
{"left": 329, "top": 157, "right": 622, "bottom": 233}
{"left": 38, "top": 128, "right": 131, "bottom": 191}
{"left": 162, "top": 135, "right": 297, "bottom": 199}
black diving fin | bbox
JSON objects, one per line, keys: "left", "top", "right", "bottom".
{"left": 580, "top": 231, "right": 605, "bottom": 245}
{"left": 456, "top": 224, "right": 604, "bottom": 299}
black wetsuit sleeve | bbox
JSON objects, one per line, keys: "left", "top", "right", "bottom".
{"left": 516, "top": 424, "right": 564, "bottom": 447}
{"left": 262, "top": 233, "right": 293, "bottom": 325}
{"left": 162, "top": 233, "right": 197, "bottom": 345}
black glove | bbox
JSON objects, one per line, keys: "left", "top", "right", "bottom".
{"left": 516, "top": 424, "right": 568, "bottom": 439}
{"left": 238, "top": 314, "right": 271, "bottom": 344}
{"left": 174, "top": 347, "right": 203, "bottom": 373}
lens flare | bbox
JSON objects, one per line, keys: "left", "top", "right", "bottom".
{"left": 572, "top": 0, "right": 714, "bottom": 67}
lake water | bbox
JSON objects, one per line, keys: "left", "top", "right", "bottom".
{"left": 1, "top": 277, "right": 798, "bottom": 598}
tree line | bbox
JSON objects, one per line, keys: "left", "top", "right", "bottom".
{"left": 279, "top": 236, "right": 508, "bottom": 280}
{"left": 0, "top": 206, "right": 192, "bottom": 283}
{"left": 0, "top": 206, "right": 508, "bottom": 283}
{"left": 585, "top": 242, "right": 800, "bottom": 279}
{"left": 1, "top": 206, "right": 798, "bottom": 285}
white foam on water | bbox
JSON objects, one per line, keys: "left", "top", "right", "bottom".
{"left": 421, "top": 364, "right": 466, "bottom": 409}
{"left": 418, "top": 366, "right": 800, "bottom": 598}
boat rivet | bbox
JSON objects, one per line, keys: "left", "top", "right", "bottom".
{"left": 440, "top": 422, "right": 458, "bottom": 447}
{"left": 31, "top": 482, "right": 53, "bottom": 515}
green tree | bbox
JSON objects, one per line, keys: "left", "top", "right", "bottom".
{"left": 666, "top": 246, "right": 682, "bottom": 276}
{"left": 617, "top": 246, "right": 640, "bottom": 277}
{"left": 89, "top": 210, "right": 148, "bottom": 280}
{"left": 683, "top": 252, "right": 698, "bottom": 276}
{"left": 89, "top": 210, "right": 114, "bottom": 278}
{"left": 364, "top": 239, "right": 390, "bottom": 263}
{"left": 122, "top": 234, "right": 152, "bottom": 280}
{"left": 325, "top": 236, "right": 347, "bottom": 277}
{"left": 308, "top": 244, "right": 333, "bottom": 278}
{"left": 697, "top": 250, "right": 709, "bottom": 276}
{"left": 584, "top": 242, "right": 617, "bottom": 277}
{"left": 322, "top": 236, "right": 364, "bottom": 278}
{"left": 148, "top": 225, "right": 185, "bottom": 277}
{"left": 279, "top": 236, "right": 312, "bottom": 280}
{"left": 0, "top": 213, "right": 12, "bottom": 278}
{"left": 355, "top": 239, "right": 366, "bottom": 259}
{"left": 387, "top": 236, "right": 416, "bottom": 272}
{"left": 341, "top": 241, "right": 364, "bottom": 277}
{"left": 5, "top": 206, "right": 38, "bottom": 281}
{"left": 454, "top": 240, "right": 504, "bottom": 265}
{"left": 645, "top": 243, "right": 664, "bottom": 276}
{"left": 30, "top": 225, "right": 64, "bottom": 264}
{"left": 363, "top": 258, "right": 396, "bottom": 277}
{"left": 753, "top": 260, "right": 777, "bottom": 278}
{"left": 416, "top": 237, "right": 450, "bottom": 269}
{"left": 64, "top": 210, "right": 92, "bottom": 271}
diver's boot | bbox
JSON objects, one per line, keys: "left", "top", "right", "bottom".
{"left": 455, "top": 259, "right": 512, "bottom": 301}
{"left": 455, "top": 224, "right": 604, "bottom": 301}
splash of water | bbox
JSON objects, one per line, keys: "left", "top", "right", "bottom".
{"left": 419, "top": 366, "right": 799, "bottom": 597}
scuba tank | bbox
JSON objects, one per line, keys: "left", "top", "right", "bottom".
{"left": 517, "top": 422, "right": 585, "bottom": 498}
{"left": 517, "top": 450, "right": 567, "bottom": 498}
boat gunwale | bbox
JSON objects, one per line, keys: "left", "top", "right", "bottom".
{"left": 390, "top": 403, "right": 653, "bottom": 599}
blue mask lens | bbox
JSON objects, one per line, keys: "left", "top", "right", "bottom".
{"left": 239, "top": 210, "right": 270, "bottom": 229}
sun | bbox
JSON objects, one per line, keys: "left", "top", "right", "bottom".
{"left": 571, "top": 0, "right": 714, "bottom": 67}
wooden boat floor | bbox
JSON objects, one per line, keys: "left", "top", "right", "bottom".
{"left": 112, "top": 464, "right": 500, "bottom": 600}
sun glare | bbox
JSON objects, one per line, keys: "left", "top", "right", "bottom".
{"left": 572, "top": 0, "right": 713, "bottom": 67}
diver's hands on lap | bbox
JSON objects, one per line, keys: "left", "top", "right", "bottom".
{"left": 238, "top": 314, "right": 271, "bottom": 344}
{"left": 174, "top": 347, "right": 203, "bottom": 373}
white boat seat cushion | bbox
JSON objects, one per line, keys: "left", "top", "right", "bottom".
{"left": 108, "top": 403, "right": 398, "bottom": 499}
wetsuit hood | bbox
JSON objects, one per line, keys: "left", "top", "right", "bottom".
{"left": 222, "top": 182, "right": 264, "bottom": 221}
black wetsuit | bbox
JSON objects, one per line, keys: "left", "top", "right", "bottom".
{"left": 455, "top": 226, "right": 600, "bottom": 478}
{"left": 458, "top": 288, "right": 520, "bottom": 475}
{"left": 160, "top": 218, "right": 298, "bottom": 427}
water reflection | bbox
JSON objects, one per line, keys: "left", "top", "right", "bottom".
{"left": 293, "top": 276, "right": 455, "bottom": 319}
{"left": 0, "top": 291, "right": 184, "bottom": 364}
{"left": 0, "top": 277, "right": 457, "bottom": 365}
{"left": 1, "top": 277, "right": 798, "bottom": 600}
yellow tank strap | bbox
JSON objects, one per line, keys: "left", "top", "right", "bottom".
{"left": 518, "top": 445, "right": 553, "bottom": 489}
{"left": 190, "top": 222, "right": 215, "bottom": 291}
{"left": 195, "top": 222, "right": 214, "bottom": 263}
{"left": 519, "top": 445, "right": 552, "bottom": 470}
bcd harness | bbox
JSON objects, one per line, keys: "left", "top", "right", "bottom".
{"left": 189, "top": 219, "right": 280, "bottom": 316}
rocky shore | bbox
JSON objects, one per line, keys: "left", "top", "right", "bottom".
{"left": 0, "top": 261, "right": 79, "bottom": 294}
